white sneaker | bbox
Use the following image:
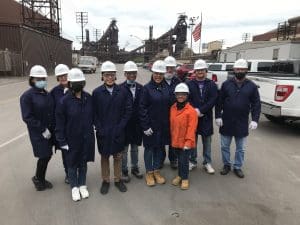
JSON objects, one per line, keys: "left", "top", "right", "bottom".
{"left": 203, "top": 163, "right": 215, "bottom": 174}
{"left": 79, "top": 185, "right": 89, "bottom": 199}
{"left": 189, "top": 162, "right": 197, "bottom": 171}
{"left": 71, "top": 187, "right": 81, "bottom": 202}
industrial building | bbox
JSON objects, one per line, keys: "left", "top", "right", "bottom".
{"left": 0, "top": 0, "right": 72, "bottom": 76}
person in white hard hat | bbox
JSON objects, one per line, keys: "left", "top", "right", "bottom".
{"left": 50, "top": 64, "right": 70, "bottom": 184}
{"left": 215, "top": 59, "right": 261, "bottom": 178}
{"left": 187, "top": 59, "right": 218, "bottom": 174}
{"left": 161, "top": 56, "right": 181, "bottom": 169}
{"left": 92, "top": 61, "right": 133, "bottom": 195}
{"left": 170, "top": 83, "right": 198, "bottom": 190}
{"left": 120, "top": 61, "right": 144, "bottom": 183}
{"left": 55, "top": 68, "right": 95, "bottom": 202}
{"left": 139, "top": 60, "right": 171, "bottom": 187}
{"left": 20, "top": 65, "right": 55, "bottom": 191}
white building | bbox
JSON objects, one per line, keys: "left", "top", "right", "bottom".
{"left": 219, "top": 40, "right": 300, "bottom": 62}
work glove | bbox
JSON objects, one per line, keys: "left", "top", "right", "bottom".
{"left": 183, "top": 146, "right": 190, "bottom": 151}
{"left": 63, "top": 87, "right": 69, "bottom": 94}
{"left": 143, "top": 128, "right": 153, "bottom": 136}
{"left": 215, "top": 118, "right": 223, "bottom": 127}
{"left": 42, "top": 128, "right": 51, "bottom": 139}
{"left": 249, "top": 121, "right": 258, "bottom": 130}
{"left": 195, "top": 108, "right": 201, "bottom": 117}
{"left": 60, "top": 145, "right": 69, "bottom": 151}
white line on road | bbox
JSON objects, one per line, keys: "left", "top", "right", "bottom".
{"left": 0, "top": 132, "right": 27, "bottom": 148}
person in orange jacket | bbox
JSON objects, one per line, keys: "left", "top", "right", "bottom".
{"left": 170, "top": 83, "right": 198, "bottom": 190}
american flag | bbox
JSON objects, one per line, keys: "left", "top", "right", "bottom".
{"left": 192, "top": 22, "right": 202, "bottom": 42}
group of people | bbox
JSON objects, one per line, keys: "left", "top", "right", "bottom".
{"left": 20, "top": 56, "right": 261, "bottom": 202}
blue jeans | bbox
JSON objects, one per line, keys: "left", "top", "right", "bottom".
{"left": 176, "top": 149, "right": 190, "bottom": 179}
{"left": 122, "top": 144, "right": 139, "bottom": 172}
{"left": 144, "top": 146, "right": 163, "bottom": 172}
{"left": 68, "top": 162, "right": 87, "bottom": 188}
{"left": 220, "top": 135, "right": 246, "bottom": 169}
{"left": 189, "top": 135, "right": 212, "bottom": 165}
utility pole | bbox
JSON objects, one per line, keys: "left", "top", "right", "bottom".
{"left": 189, "top": 16, "right": 199, "bottom": 61}
{"left": 242, "top": 33, "right": 251, "bottom": 42}
{"left": 76, "top": 12, "right": 88, "bottom": 55}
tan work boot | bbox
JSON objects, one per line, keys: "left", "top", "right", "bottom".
{"left": 145, "top": 171, "right": 155, "bottom": 187}
{"left": 181, "top": 180, "right": 189, "bottom": 190}
{"left": 172, "top": 176, "right": 181, "bottom": 186}
{"left": 153, "top": 170, "right": 166, "bottom": 184}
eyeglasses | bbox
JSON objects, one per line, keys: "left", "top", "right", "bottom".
{"left": 103, "top": 73, "right": 116, "bottom": 78}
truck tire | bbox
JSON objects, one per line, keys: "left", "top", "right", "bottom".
{"left": 264, "top": 114, "right": 285, "bottom": 124}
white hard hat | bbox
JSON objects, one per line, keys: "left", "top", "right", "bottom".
{"left": 164, "top": 56, "right": 176, "bottom": 67}
{"left": 194, "top": 59, "right": 208, "bottom": 70}
{"left": 29, "top": 65, "right": 47, "bottom": 78}
{"left": 152, "top": 60, "right": 166, "bottom": 73}
{"left": 68, "top": 68, "right": 85, "bottom": 82}
{"left": 233, "top": 59, "right": 248, "bottom": 69}
{"left": 174, "top": 83, "right": 189, "bottom": 93}
{"left": 55, "top": 64, "right": 69, "bottom": 76}
{"left": 101, "top": 61, "right": 117, "bottom": 72}
{"left": 124, "top": 61, "right": 138, "bottom": 72}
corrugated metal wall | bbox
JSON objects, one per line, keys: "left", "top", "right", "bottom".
{"left": 21, "top": 27, "right": 72, "bottom": 75}
{"left": 0, "top": 24, "right": 22, "bottom": 53}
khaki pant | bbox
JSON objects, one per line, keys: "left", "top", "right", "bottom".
{"left": 101, "top": 153, "right": 122, "bottom": 182}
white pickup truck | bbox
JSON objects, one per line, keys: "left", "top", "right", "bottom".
{"left": 247, "top": 60, "right": 300, "bottom": 123}
{"left": 207, "top": 60, "right": 274, "bottom": 89}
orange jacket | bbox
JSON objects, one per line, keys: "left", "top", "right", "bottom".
{"left": 170, "top": 102, "right": 198, "bottom": 149}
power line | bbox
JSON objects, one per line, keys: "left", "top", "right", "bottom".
{"left": 76, "top": 12, "right": 88, "bottom": 55}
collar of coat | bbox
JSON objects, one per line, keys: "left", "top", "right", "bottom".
{"left": 149, "top": 79, "right": 166, "bottom": 89}
{"left": 171, "top": 102, "right": 192, "bottom": 114}
{"left": 99, "top": 84, "right": 121, "bottom": 93}
{"left": 229, "top": 77, "right": 250, "bottom": 87}
{"left": 121, "top": 81, "right": 142, "bottom": 90}
{"left": 31, "top": 87, "right": 48, "bottom": 94}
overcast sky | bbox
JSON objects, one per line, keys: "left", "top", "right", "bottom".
{"left": 59, "top": 0, "right": 300, "bottom": 52}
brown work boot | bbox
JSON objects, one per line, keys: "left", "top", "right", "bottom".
{"left": 181, "top": 180, "right": 189, "bottom": 190}
{"left": 153, "top": 170, "right": 166, "bottom": 184}
{"left": 145, "top": 171, "right": 155, "bottom": 187}
{"left": 172, "top": 176, "right": 181, "bottom": 186}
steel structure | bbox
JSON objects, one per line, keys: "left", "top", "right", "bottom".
{"left": 21, "top": 0, "right": 61, "bottom": 36}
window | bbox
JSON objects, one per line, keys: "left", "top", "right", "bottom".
{"left": 236, "top": 52, "right": 241, "bottom": 60}
{"left": 248, "top": 62, "right": 252, "bottom": 70}
{"left": 225, "top": 64, "right": 233, "bottom": 71}
{"left": 257, "top": 62, "right": 274, "bottom": 72}
{"left": 272, "top": 49, "right": 279, "bottom": 60}
{"left": 270, "top": 62, "right": 294, "bottom": 74}
{"left": 208, "top": 64, "right": 222, "bottom": 71}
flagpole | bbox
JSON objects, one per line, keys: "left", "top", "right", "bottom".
{"left": 199, "top": 12, "right": 202, "bottom": 54}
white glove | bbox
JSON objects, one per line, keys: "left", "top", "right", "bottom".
{"left": 63, "top": 88, "right": 69, "bottom": 94}
{"left": 42, "top": 128, "right": 51, "bottom": 139}
{"left": 60, "top": 145, "right": 69, "bottom": 151}
{"left": 144, "top": 128, "right": 153, "bottom": 136}
{"left": 195, "top": 108, "right": 201, "bottom": 117}
{"left": 183, "top": 146, "right": 190, "bottom": 150}
{"left": 215, "top": 118, "right": 223, "bottom": 127}
{"left": 249, "top": 121, "right": 258, "bottom": 130}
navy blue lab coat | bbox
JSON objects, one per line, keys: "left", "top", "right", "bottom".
{"left": 215, "top": 78, "right": 261, "bottom": 138}
{"left": 55, "top": 91, "right": 95, "bottom": 168}
{"left": 120, "top": 81, "right": 143, "bottom": 146}
{"left": 92, "top": 84, "right": 133, "bottom": 156}
{"left": 164, "top": 76, "right": 181, "bottom": 104}
{"left": 20, "top": 87, "right": 55, "bottom": 158}
{"left": 139, "top": 79, "right": 171, "bottom": 148}
{"left": 187, "top": 78, "right": 218, "bottom": 136}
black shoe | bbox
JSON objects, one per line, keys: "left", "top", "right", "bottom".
{"left": 115, "top": 181, "right": 127, "bottom": 192}
{"left": 170, "top": 161, "right": 178, "bottom": 170}
{"left": 100, "top": 181, "right": 110, "bottom": 195}
{"left": 64, "top": 175, "right": 69, "bottom": 184}
{"left": 220, "top": 165, "right": 231, "bottom": 175}
{"left": 32, "top": 176, "right": 46, "bottom": 191}
{"left": 121, "top": 170, "right": 131, "bottom": 183}
{"left": 44, "top": 180, "right": 53, "bottom": 189}
{"left": 131, "top": 168, "right": 143, "bottom": 179}
{"left": 233, "top": 169, "right": 245, "bottom": 178}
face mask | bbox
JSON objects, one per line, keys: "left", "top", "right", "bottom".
{"left": 235, "top": 72, "right": 246, "bottom": 80}
{"left": 70, "top": 81, "right": 85, "bottom": 93}
{"left": 164, "top": 72, "right": 174, "bottom": 80}
{"left": 126, "top": 80, "right": 135, "bottom": 85}
{"left": 35, "top": 80, "right": 47, "bottom": 89}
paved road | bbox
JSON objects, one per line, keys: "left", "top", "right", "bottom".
{"left": 0, "top": 65, "right": 299, "bottom": 225}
